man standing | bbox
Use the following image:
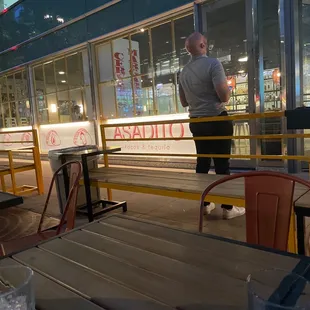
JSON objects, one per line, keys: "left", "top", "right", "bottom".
{"left": 179, "top": 32, "right": 245, "bottom": 220}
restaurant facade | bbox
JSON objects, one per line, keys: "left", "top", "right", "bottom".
{"left": 0, "top": 0, "right": 308, "bottom": 171}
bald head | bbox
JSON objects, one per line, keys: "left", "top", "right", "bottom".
{"left": 185, "top": 32, "right": 207, "bottom": 57}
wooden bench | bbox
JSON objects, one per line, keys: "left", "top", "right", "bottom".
{"left": 88, "top": 166, "right": 243, "bottom": 205}
{"left": 88, "top": 166, "right": 310, "bottom": 206}
{"left": 0, "top": 130, "right": 44, "bottom": 195}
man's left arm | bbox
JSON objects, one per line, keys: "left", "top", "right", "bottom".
{"left": 179, "top": 83, "right": 188, "bottom": 107}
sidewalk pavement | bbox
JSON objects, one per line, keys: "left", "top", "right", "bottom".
{"left": 3, "top": 159, "right": 248, "bottom": 242}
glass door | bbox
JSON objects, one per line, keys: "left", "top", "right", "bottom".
{"left": 199, "top": 0, "right": 255, "bottom": 168}
{"left": 198, "top": 0, "right": 286, "bottom": 169}
{"left": 256, "top": 0, "right": 285, "bottom": 169}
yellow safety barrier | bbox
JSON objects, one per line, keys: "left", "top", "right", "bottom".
{"left": 99, "top": 111, "right": 308, "bottom": 253}
{"left": 0, "top": 129, "right": 44, "bottom": 195}
{"left": 101, "top": 111, "right": 309, "bottom": 161}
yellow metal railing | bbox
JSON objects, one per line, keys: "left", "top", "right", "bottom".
{"left": 102, "top": 110, "right": 284, "bottom": 127}
{"left": 100, "top": 111, "right": 310, "bottom": 163}
{"left": 0, "top": 129, "right": 44, "bottom": 195}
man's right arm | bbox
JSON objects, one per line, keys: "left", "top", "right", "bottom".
{"left": 211, "top": 59, "right": 231, "bottom": 103}
{"left": 179, "top": 83, "right": 189, "bottom": 108}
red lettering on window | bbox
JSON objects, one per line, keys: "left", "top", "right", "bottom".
{"left": 113, "top": 127, "right": 123, "bottom": 139}
{"left": 132, "top": 126, "right": 142, "bottom": 139}
{"left": 114, "top": 52, "right": 125, "bottom": 79}
{"left": 144, "top": 125, "right": 154, "bottom": 139}
{"left": 122, "top": 126, "right": 131, "bottom": 139}
{"left": 162, "top": 124, "right": 166, "bottom": 138}
{"left": 154, "top": 125, "right": 159, "bottom": 138}
{"left": 169, "top": 123, "right": 185, "bottom": 139}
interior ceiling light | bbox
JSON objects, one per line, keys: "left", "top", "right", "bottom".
{"left": 238, "top": 56, "right": 248, "bottom": 62}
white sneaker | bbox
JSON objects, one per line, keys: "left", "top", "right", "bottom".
{"left": 223, "top": 206, "right": 245, "bottom": 220}
{"left": 204, "top": 203, "right": 216, "bottom": 215}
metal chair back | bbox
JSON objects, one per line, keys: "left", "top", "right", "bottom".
{"left": 38, "top": 161, "right": 82, "bottom": 234}
{"left": 199, "top": 171, "right": 310, "bottom": 251}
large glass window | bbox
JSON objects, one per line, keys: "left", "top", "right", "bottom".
{"left": 302, "top": 1, "right": 310, "bottom": 107}
{"left": 0, "top": 69, "right": 31, "bottom": 128}
{"left": 259, "top": 0, "right": 283, "bottom": 159}
{"left": 201, "top": 0, "right": 283, "bottom": 159}
{"left": 131, "top": 30, "right": 154, "bottom": 116}
{"left": 202, "top": 0, "right": 250, "bottom": 157}
{"left": 175, "top": 15, "right": 194, "bottom": 112}
{"left": 33, "top": 50, "right": 90, "bottom": 124}
{"left": 96, "top": 14, "right": 194, "bottom": 119}
{"left": 152, "top": 22, "right": 176, "bottom": 115}
{"left": 204, "top": 0, "right": 248, "bottom": 113}
{"left": 261, "top": 0, "right": 282, "bottom": 112}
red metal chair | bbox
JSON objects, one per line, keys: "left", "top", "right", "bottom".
{"left": 0, "top": 161, "right": 82, "bottom": 256}
{"left": 199, "top": 171, "right": 310, "bottom": 251}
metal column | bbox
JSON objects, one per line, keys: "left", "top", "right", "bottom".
{"left": 246, "top": 0, "right": 259, "bottom": 167}
{"left": 87, "top": 42, "right": 100, "bottom": 147}
{"left": 26, "top": 65, "right": 39, "bottom": 130}
{"left": 194, "top": 1, "right": 203, "bottom": 33}
{"left": 281, "top": 0, "right": 302, "bottom": 173}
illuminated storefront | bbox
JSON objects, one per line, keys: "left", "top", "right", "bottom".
{"left": 0, "top": 0, "right": 308, "bottom": 171}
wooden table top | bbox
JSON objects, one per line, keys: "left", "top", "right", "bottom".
{"left": 57, "top": 146, "right": 121, "bottom": 157}
{"left": 88, "top": 167, "right": 310, "bottom": 208}
{"left": 1, "top": 215, "right": 309, "bottom": 310}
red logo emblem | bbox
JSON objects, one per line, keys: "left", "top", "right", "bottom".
{"left": 73, "top": 128, "right": 92, "bottom": 146}
{"left": 46, "top": 130, "right": 61, "bottom": 147}
{"left": 4, "top": 134, "right": 12, "bottom": 147}
{"left": 21, "top": 132, "right": 32, "bottom": 146}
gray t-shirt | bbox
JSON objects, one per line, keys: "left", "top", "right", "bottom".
{"left": 179, "top": 55, "right": 227, "bottom": 117}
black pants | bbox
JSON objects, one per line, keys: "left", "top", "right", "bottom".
{"left": 190, "top": 111, "right": 233, "bottom": 210}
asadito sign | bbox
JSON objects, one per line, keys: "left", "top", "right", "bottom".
{"left": 0, "top": 120, "right": 195, "bottom": 154}
{"left": 105, "top": 115, "right": 196, "bottom": 155}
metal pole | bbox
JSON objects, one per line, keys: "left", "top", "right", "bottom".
{"left": 282, "top": 0, "right": 301, "bottom": 173}
{"left": 246, "top": 0, "right": 259, "bottom": 169}
{"left": 87, "top": 43, "right": 100, "bottom": 147}
{"left": 194, "top": 2, "right": 203, "bottom": 33}
{"left": 26, "top": 66, "right": 38, "bottom": 129}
